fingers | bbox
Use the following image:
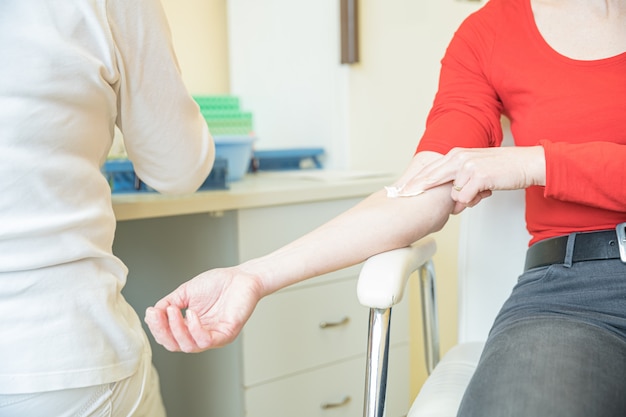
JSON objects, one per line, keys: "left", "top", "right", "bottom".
{"left": 184, "top": 309, "right": 212, "bottom": 349}
{"left": 185, "top": 309, "right": 231, "bottom": 349}
{"left": 145, "top": 306, "right": 218, "bottom": 353}
{"left": 166, "top": 306, "right": 201, "bottom": 352}
{"left": 402, "top": 148, "right": 471, "bottom": 195}
{"left": 451, "top": 189, "right": 492, "bottom": 214}
{"left": 153, "top": 283, "right": 188, "bottom": 311}
{"left": 146, "top": 285, "right": 197, "bottom": 352}
{"left": 147, "top": 283, "right": 210, "bottom": 352}
{"left": 145, "top": 307, "right": 182, "bottom": 352}
{"left": 403, "top": 158, "right": 456, "bottom": 194}
{"left": 404, "top": 148, "right": 500, "bottom": 208}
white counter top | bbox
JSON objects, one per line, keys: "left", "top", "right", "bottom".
{"left": 112, "top": 170, "right": 396, "bottom": 221}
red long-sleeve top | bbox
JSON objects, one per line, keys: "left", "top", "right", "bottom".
{"left": 416, "top": 0, "right": 626, "bottom": 245}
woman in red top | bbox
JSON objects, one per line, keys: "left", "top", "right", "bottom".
{"left": 145, "top": 0, "right": 626, "bottom": 415}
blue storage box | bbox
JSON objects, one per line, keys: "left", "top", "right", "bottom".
{"left": 102, "top": 159, "right": 150, "bottom": 193}
{"left": 250, "top": 148, "right": 324, "bottom": 172}
{"left": 199, "top": 158, "right": 229, "bottom": 190}
{"left": 103, "top": 158, "right": 228, "bottom": 193}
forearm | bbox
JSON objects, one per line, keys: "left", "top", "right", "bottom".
{"left": 241, "top": 171, "right": 454, "bottom": 296}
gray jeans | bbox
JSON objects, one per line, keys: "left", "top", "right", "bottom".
{"left": 457, "top": 258, "right": 626, "bottom": 417}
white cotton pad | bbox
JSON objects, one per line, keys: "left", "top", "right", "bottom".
{"left": 385, "top": 185, "right": 425, "bottom": 198}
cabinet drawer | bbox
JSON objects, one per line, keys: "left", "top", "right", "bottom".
{"left": 242, "top": 277, "right": 410, "bottom": 386}
{"left": 243, "top": 278, "right": 367, "bottom": 385}
{"left": 244, "top": 344, "right": 410, "bottom": 417}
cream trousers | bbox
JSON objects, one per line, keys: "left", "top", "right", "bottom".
{"left": 0, "top": 343, "right": 166, "bottom": 417}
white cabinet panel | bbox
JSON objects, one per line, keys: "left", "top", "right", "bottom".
{"left": 244, "top": 276, "right": 411, "bottom": 386}
{"left": 243, "top": 278, "right": 368, "bottom": 385}
{"left": 245, "top": 344, "right": 410, "bottom": 417}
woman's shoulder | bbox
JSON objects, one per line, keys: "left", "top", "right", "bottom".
{"left": 462, "top": 0, "right": 526, "bottom": 27}
{"left": 453, "top": 0, "right": 527, "bottom": 49}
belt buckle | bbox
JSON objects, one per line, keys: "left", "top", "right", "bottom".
{"left": 616, "top": 222, "right": 626, "bottom": 263}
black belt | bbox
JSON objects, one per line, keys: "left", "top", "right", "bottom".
{"left": 524, "top": 224, "right": 626, "bottom": 271}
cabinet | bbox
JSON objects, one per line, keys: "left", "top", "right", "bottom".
{"left": 237, "top": 201, "right": 410, "bottom": 417}
{"left": 113, "top": 174, "right": 409, "bottom": 417}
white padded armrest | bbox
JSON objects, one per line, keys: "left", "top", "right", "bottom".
{"left": 357, "top": 238, "right": 437, "bottom": 309}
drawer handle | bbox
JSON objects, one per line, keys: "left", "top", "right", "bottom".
{"left": 321, "top": 395, "right": 351, "bottom": 410}
{"left": 319, "top": 316, "right": 350, "bottom": 329}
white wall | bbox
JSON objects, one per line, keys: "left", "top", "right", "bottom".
{"left": 160, "top": 0, "right": 230, "bottom": 95}
{"left": 347, "top": 1, "right": 484, "bottom": 173}
{"left": 227, "top": 0, "right": 351, "bottom": 169}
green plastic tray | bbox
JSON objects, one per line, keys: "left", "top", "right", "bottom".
{"left": 193, "top": 95, "right": 240, "bottom": 111}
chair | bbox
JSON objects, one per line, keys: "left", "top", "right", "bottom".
{"left": 356, "top": 188, "right": 530, "bottom": 417}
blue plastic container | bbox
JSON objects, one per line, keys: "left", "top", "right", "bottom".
{"left": 102, "top": 159, "right": 150, "bottom": 193}
{"left": 250, "top": 148, "right": 325, "bottom": 171}
{"left": 102, "top": 158, "right": 228, "bottom": 193}
{"left": 214, "top": 135, "right": 256, "bottom": 181}
{"left": 199, "top": 158, "right": 229, "bottom": 190}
